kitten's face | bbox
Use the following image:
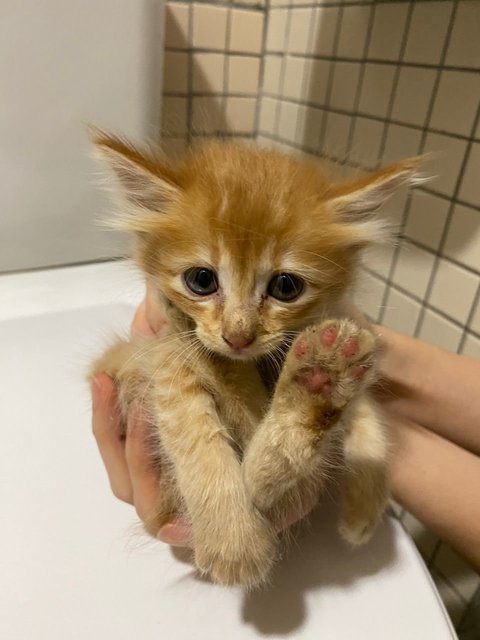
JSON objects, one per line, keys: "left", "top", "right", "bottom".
{"left": 94, "top": 136, "right": 420, "bottom": 361}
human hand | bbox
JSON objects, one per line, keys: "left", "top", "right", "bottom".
{"left": 91, "top": 290, "right": 192, "bottom": 547}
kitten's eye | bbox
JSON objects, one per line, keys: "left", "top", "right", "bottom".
{"left": 267, "top": 273, "right": 304, "bottom": 301}
{"left": 184, "top": 267, "right": 218, "bottom": 296}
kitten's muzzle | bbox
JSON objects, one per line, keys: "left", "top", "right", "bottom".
{"left": 222, "top": 333, "right": 256, "bottom": 352}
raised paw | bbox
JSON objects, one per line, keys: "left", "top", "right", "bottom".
{"left": 282, "top": 319, "right": 378, "bottom": 411}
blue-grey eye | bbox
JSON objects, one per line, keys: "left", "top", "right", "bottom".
{"left": 267, "top": 273, "right": 304, "bottom": 301}
{"left": 184, "top": 268, "right": 218, "bottom": 296}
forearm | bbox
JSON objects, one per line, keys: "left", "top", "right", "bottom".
{"left": 388, "top": 411, "right": 480, "bottom": 571}
{"left": 375, "top": 325, "right": 480, "bottom": 456}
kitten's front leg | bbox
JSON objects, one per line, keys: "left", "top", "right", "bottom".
{"left": 151, "top": 369, "right": 277, "bottom": 587}
{"left": 243, "top": 319, "right": 378, "bottom": 525}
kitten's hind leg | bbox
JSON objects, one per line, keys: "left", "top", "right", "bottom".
{"left": 243, "top": 319, "right": 379, "bottom": 518}
{"left": 338, "top": 396, "right": 389, "bottom": 545}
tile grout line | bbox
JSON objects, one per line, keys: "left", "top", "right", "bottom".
{"left": 253, "top": 0, "right": 270, "bottom": 139}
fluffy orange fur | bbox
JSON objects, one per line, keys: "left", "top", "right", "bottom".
{"left": 91, "top": 133, "right": 421, "bottom": 588}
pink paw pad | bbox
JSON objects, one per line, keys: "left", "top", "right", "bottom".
{"left": 294, "top": 339, "right": 308, "bottom": 358}
{"left": 321, "top": 326, "right": 338, "bottom": 348}
{"left": 342, "top": 337, "right": 359, "bottom": 358}
{"left": 301, "top": 369, "right": 331, "bottom": 394}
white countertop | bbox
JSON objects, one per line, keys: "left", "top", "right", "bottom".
{"left": 0, "top": 262, "right": 456, "bottom": 639}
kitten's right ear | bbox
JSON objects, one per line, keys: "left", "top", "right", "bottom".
{"left": 91, "top": 129, "right": 181, "bottom": 222}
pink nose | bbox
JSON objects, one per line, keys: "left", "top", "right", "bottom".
{"left": 222, "top": 334, "right": 255, "bottom": 351}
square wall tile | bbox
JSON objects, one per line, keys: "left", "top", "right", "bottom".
{"left": 225, "top": 97, "right": 256, "bottom": 134}
{"left": 259, "top": 96, "right": 278, "bottom": 136}
{"left": 392, "top": 67, "right": 436, "bottom": 127}
{"left": 380, "top": 187, "right": 409, "bottom": 230}
{"left": 309, "top": 6, "right": 340, "bottom": 57}
{"left": 434, "top": 544, "right": 480, "bottom": 602}
{"left": 367, "top": 3, "right": 408, "bottom": 61}
{"left": 404, "top": 1, "right": 453, "bottom": 65}
{"left": 165, "top": 2, "right": 190, "bottom": 49}
{"left": 418, "top": 309, "right": 462, "bottom": 352}
{"left": 282, "top": 56, "right": 307, "bottom": 101}
{"left": 363, "top": 243, "right": 395, "bottom": 279}
{"left": 329, "top": 62, "right": 360, "bottom": 112}
{"left": 354, "top": 270, "right": 386, "bottom": 323}
{"left": 401, "top": 512, "right": 438, "bottom": 561}
{"left": 323, "top": 111, "right": 351, "bottom": 161}
{"left": 287, "top": 8, "right": 314, "bottom": 55}
{"left": 446, "top": 1, "right": 480, "bottom": 68}
{"left": 229, "top": 9, "right": 264, "bottom": 54}
{"left": 161, "top": 96, "right": 188, "bottom": 135}
{"left": 423, "top": 133, "right": 467, "bottom": 198}
{"left": 297, "top": 106, "right": 323, "bottom": 151}
{"left": 192, "top": 4, "right": 228, "bottom": 50}
{"left": 459, "top": 143, "right": 480, "bottom": 208}
{"left": 359, "top": 64, "right": 396, "bottom": 118}
{"left": 470, "top": 296, "right": 480, "bottom": 335}
{"left": 278, "top": 101, "right": 301, "bottom": 144}
{"left": 161, "top": 137, "right": 187, "bottom": 160}
{"left": 382, "top": 124, "right": 422, "bottom": 166}
{"left": 462, "top": 334, "right": 480, "bottom": 359}
{"left": 392, "top": 241, "right": 435, "bottom": 299}
{"left": 163, "top": 51, "right": 188, "bottom": 94}
{"left": 227, "top": 55, "right": 260, "bottom": 94}
{"left": 382, "top": 287, "right": 421, "bottom": 336}
{"left": 404, "top": 191, "right": 450, "bottom": 251}
{"left": 429, "top": 259, "right": 478, "bottom": 324}
{"left": 350, "top": 117, "right": 383, "bottom": 168}
{"left": 192, "top": 53, "right": 225, "bottom": 94}
{"left": 444, "top": 204, "right": 480, "bottom": 273}
{"left": 304, "top": 59, "right": 330, "bottom": 106}
{"left": 337, "top": 4, "right": 370, "bottom": 59}
{"left": 192, "top": 96, "right": 225, "bottom": 134}
{"left": 430, "top": 71, "right": 480, "bottom": 138}
{"left": 432, "top": 571, "right": 468, "bottom": 628}
{"left": 266, "top": 9, "right": 288, "bottom": 53}
{"left": 263, "top": 55, "right": 282, "bottom": 96}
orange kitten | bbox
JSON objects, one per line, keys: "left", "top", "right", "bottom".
{"left": 91, "top": 133, "right": 421, "bottom": 587}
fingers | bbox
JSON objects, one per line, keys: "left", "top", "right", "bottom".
{"left": 131, "top": 299, "right": 156, "bottom": 337}
{"left": 91, "top": 374, "right": 133, "bottom": 504}
{"left": 158, "top": 519, "right": 193, "bottom": 547}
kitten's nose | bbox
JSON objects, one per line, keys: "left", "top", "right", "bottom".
{"left": 222, "top": 333, "right": 255, "bottom": 351}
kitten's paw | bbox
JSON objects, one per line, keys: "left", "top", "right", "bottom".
{"left": 338, "top": 514, "right": 380, "bottom": 546}
{"left": 194, "top": 513, "right": 277, "bottom": 588}
{"left": 284, "top": 319, "right": 378, "bottom": 411}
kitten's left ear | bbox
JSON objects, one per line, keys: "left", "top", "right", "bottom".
{"left": 326, "top": 157, "right": 426, "bottom": 222}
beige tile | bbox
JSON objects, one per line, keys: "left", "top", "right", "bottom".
{"left": 163, "top": 51, "right": 188, "bottom": 94}
{"left": 446, "top": 1, "right": 480, "bottom": 68}
{"left": 227, "top": 55, "right": 260, "bottom": 94}
{"left": 404, "top": 192, "right": 450, "bottom": 251}
{"left": 367, "top": 3, "right": 408, "bottom": 61}
{"left": 392, "top": 68, "right": 436, "bottom": 127}
{"left": 297, "top": 106, "right": 322, "bottom": 150}
{"left": 380, "top": 186, "right": 409, "bottom": 230}
{"left": 418, "top": 309, "right": 462, "bottom": 352}
{"left": 430, "top": 71, "right": 480, "bottom": 138}
{"left": 192, "top": 4, "right": 228, "bottom": 50}
{"left": 304, "top": 59, "right": 330, "bottom": 106}
{"left": 359, "top": 63, "right": 396, "bottom": 118}
{"left": 382, "top": 124, "right": 422, "bottom": 166}
{"left": 161, "top": 96, "right": 188, "bottom": 136}
{"left": 382, "top": 287, "right": 421, "bottom": 336}
{"left": 287, "top": 8, "right": 314, "bottom": 55}
{"left": 161, "top": 136, "right": 187, "bottom": 161}
{"left": 192, "top": 53, "right": 225, "bottom": 94}
{"left": 353, "top": 270, "right": 386, "bottom": 323}
{"left": 350, "top": 117, "right": 383, "bottom": 169}
{"left": 430, "top": 259, "right": 478, "bottom": 324}
{"left": 309, "top": 7, "right": 340, "bottom": 57}
{"left": 423, "top": 133, "right": 467, "bottom": 198}
{"left": 434, "top": 544, "right": 480, "bottom": 601}
{"left": 323, "top": 111, "right": 350, "bottom": 161}
{"left": 462, "top": 334, "right": 480, "bottom": 359}
{"left": 165, "top": 2, "right": 189, "bottom": 49}
{"left": 459, "top": 143, "right": 480, "bottom": 208}
{"left": 330, "top": 62, "right": 360, "bottom": 111}
{"left": 282, "top": 56, "right": 307, "bottom": 101}
{"left": 404, "top": 1, "right": 453, "bottom": 65}
{"left": 278, "top": 101, "right": 301, "bottom": 144}
{"left": 401, "top": 512, "right": 438, "bottom": 561}
{"left": 432, "top": 570, "right": 468, "bottom": 627}
{"left": 225, "top": 96, "right": 256, "bottom": 134}
{"left": 364, "top": 243, "right": 395, "bottom": 279}
{"left": 444, "top": 204, "right": 480, "bottom": 272}
{"left": 392, "top": 241, "right": 435, "bottom": 299}
{"left": 266, "top": 9, "right": 288, "bottom": 53}
{"left": 258, "top": 97, "right": 278, "bottom": 136}
{"left": 470, "top": 297, "right": 480, "bottom": 335}
{"left": 337, "top": 4, "right": 370, "bottom": 59}
{"left": 192, "top": 96, "right": 225, "bottom": 134}
{"left": 229, "top": 9, "right": 264, "bottom": 54}
{"left": 262, "top": 55, "right": 282, "bottom": 95}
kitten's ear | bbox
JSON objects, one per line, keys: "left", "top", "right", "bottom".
{"left": 326, "top": 157, "right": 426, "bottom": 221}
{"left": 91, "top": 129, "right": 180, "bottom": 217}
